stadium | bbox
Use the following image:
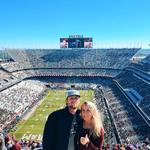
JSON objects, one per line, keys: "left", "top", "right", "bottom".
{"left": 0, "top": 36, "right": 150, "bottom": 149}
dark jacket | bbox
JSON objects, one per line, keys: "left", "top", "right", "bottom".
{"left": 42, "top": 106, "right": 81, "bottom": 150}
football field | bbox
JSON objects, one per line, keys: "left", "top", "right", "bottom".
{"left": 10, "top": 89, "right": 94, "bottom": 141}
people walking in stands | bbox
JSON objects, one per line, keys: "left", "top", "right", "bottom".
{"left": 75, "top": 101, "right": 104, "bottom": 150}
{"left": 42, "top": 89, "right": 81, "bottom": 150}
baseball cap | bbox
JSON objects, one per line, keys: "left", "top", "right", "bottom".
{"left": 67, "top": 90, "right": 80, "bottom": 97}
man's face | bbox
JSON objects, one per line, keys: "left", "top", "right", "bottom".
{"left": 66, "top": 95, "right": 80, "bottom": 109}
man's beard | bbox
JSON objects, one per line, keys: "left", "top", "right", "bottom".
{"left": 69, "top": 105, "right": 77, "bottom": 110}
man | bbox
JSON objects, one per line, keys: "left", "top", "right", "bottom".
{"left": 42, "top": 89, "right": 81, "bottom": 150}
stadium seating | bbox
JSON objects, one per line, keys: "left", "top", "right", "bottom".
{"left": 114, "top": 70, "right": 150, "bottom": 119}
{"left": 0, "top": 80, "right": 46, "bottom": 131}
{"left": 101, "top": 83, "right": 150, "bottom": 143}
{"left": 2, "top": 48, "right": 139, "bottom": 71}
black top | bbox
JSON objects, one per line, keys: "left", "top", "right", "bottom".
{"left": 42, "top": 106, "right": 81, "bottom": 150}
{"left": 75, "top": 120, "right": 104, "bottom": 150}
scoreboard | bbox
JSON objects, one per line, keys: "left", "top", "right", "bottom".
{"left": 60, "top": 35, "right": 93, "bottom": 48}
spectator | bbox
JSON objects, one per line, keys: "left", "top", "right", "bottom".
{"left": 11, "top": 140, "right": 21, "bottom": 150}
{"left": 42, "top": 89, "right": 81, "bottom": 150}
{"left": 75, "top": 101, "right": 104, "bottom": 150}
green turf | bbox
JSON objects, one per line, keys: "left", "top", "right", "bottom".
{"left": 10, "top": 89, "right": 94, "bottom": 141}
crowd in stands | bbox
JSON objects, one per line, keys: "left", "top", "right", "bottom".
{"left": 0, "top": 133, "right": 150, "bottom": 150}
{"left": 0, "top": 69, "right": 11, "bottom": 79}
{"left": 1, "top": 62, "right": 32, "bottom": 72}
{"left": 12, "top": 70, "right": 35, "bottom": 79}
{"left": 129, "top": 54, "right": 150, "bottom": 74}
{"left": 101, "top": 82, "right": 150, "bottom": 143}
{"left": 11, "top": 69, "right": 119, "bottom": 80}
{"left": 129, "top": 62, "right": 150, "bottom": 74}
{"left": 114, "top": 70, "right": 150, "bottom": 119}
{"left": 0, "top": 80, "right": 46, "bottom": 132}
{"left": 0, "top": 134, "right": 42, "bottom": 150}
{"left": 94, "top": 86, "right": 118, "bottom": 144}
{"left": 0, "top": 69, "right": 20, "bottom": 91}
{"left": 1, "top": 48, "right": 139, "bottom": 72}
{"left": 141, "top": 54, "right": 150, "bottom": 64}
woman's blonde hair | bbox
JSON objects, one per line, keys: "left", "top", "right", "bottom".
{"left": 81, "top": 101, "right": 103, "bottom": 137}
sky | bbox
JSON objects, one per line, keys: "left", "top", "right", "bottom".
{"left": 0, "top": 0, "right": 150, "bottom": 49}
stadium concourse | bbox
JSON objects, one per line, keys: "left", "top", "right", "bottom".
{"left": 0, "top": 48, "right": 150, "bottom": 149}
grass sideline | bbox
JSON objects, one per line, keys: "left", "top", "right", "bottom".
{"left": 10, "top": 89, "right": 94, "bottom": 141}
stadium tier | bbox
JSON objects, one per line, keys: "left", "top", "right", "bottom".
{"left": 0, "top": 80, "right": 46, "bottom": 131}
{"left": 2, "top": 48, "right": 139, "bottom": 71}
{"left": 128, "top": 54, "right": 150, "bottom": 73}
{"left": 114, "top": 70, "right": 150, "bottom": 120}
{"left": 141, "top": 54, "right": 150, "bottom": 64}
{"left": 101, "top": 82, "right": 150, "bottom": 143}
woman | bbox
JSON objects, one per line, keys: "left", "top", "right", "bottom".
{"left": 75, "top": 101, "right": 104, "bottom": 150}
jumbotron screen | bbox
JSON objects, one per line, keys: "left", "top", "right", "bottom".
{"left": 60, "top": 37, "right": 93, "bottom": 48}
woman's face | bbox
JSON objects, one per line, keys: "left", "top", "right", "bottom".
{"left": 81, "top": 104, "right": 92, "bottom": 122}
